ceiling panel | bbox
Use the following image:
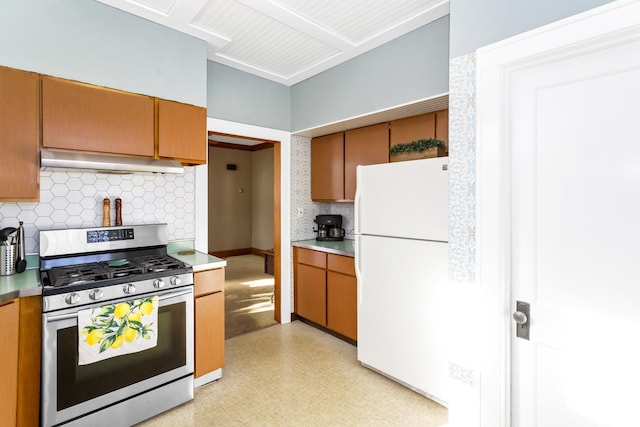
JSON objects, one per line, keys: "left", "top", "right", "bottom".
{"left": 192, "top": 0, "right": 340, "bottom": 78}
{"left": 273, "top": 0, "right": 444, "bottom": 44}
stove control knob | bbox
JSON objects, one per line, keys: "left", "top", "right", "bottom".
{"left": 170, "top": 276, "right": 182, "bottom": 286}
{"left": 65, "top": 293, "right": 80, "bottom": 305}
{"left": 153, "top": 279, "right": 165, "bottom": 289}
{"left": 123, "top": 283, "right": 136, "bottom": 294}
{"left": 89, "top": 289, "right": 104, "bottom": 301}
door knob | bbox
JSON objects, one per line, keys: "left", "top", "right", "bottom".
{"left": 512, "top": 311, "right": 528, "bottom": 324}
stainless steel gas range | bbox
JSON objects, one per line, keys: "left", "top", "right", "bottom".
{"left": 40, "top": 224, "right": 194, "bottom": 427}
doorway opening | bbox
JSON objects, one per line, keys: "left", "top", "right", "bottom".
{"left": 207, "top": 131, "right": 281, "bottom": 338}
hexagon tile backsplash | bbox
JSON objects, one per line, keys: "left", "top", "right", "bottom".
{"left": 0, "top": 168, "right": 196, "bottom": 254}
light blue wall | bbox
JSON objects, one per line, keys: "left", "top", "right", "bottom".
{"left": 207, "top": 62, "right": 290, "bottom": 131}
{"left": 449, "top": 0, "right": 615, "bottom": 58}
{"left": 0, "top": 0, "right": 207, "bottom": 106}
{"left": 290, "top": 16, "right": 449, "bottom": 132}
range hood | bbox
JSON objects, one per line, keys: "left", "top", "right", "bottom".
{"left": 40, "top": 149, "right": 184, "bottom": 174}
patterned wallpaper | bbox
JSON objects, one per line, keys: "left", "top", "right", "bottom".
{"left": 0, "top": 168, "right": 196, "bottom": 254}
{"left": 448, "top": 53, "right": 477, "bottom": 282}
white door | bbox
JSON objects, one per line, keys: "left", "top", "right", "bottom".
{"left": 476, "top": 1, "right": 640, "bottom": 426}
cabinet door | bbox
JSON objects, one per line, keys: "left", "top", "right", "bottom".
{"left": 0, "top": 66, "right": 39, "bottom": 201}
{"left": 390, "top": 112, "right": 436, "bottom": 148}
{"left": 311, "top": 132, "right": 344, "bottom": 201}
{"left": 0, "top": 300, "right": 19, "bottom": 427}
{"left": 195, "top": 292, "right": 225, "bottom": 377}
{"left": 16, "top": 296, "right": 41, "bottom": 427}
{"left": 295, "top": 263, "right": 327, "bottom": 326}
{"left": 157, "top": 99, "right": 207, "bottom": 164}
{"left": 327, "top": 271, "right": 357, "bottom": 341}
{"left": 42, "top": 76, "right": 154, "bottom": 156}
{"left": 344, "top": 123, "right": 389, "bottom": 200}
{"left": 435, "top": 109, "right": 449, "bottom": 153}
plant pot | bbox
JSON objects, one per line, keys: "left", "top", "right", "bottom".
{"left": 389, "top": 146, "right": 446, "bottom": 162}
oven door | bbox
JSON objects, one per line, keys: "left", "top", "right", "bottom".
{"left": 41, "top": 286, "right": 194, "bottom": 427}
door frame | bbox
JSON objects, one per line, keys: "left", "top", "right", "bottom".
{"left": 199, "top": 117, "right": 292, "bottom": 323}
{"left": 475, "top": 1, "right": 640, "bottom": 426}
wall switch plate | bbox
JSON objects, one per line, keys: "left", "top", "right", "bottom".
{"left": 297, "top": 207, "right": 304, "bottom": 218}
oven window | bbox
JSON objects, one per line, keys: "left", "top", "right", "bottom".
{"left": 57, "top": 302, "right": 187, "bottom": 410}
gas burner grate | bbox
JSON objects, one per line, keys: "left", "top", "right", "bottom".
{"left": 47, "top": 264, "right": 110, "bottom": 287}
{"left": 100, "top": 259, "right": 145, "bottom": 278}
{"left": 134, "top": 254, "right": 185, "bottom": 273}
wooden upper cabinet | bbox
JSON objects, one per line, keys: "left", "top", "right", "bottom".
{"left": 344, "top": 123, "right": 389, "bottom": 200}
{"left": 42, "top": 76, "right": 154, "bottom": 156}
{"left": 390, "top": 112, "right": 436, "bottom": 148}
{"left": 0, "top": 66, "right": 39, "bottom": 201}
{"left": 157, "top": 99, "right": 207, "bottom": 164}
{"left": 311, "top": 132, "right": 344, "bottom": 201}
{"left": 390, "top": 109, "right": 449, "bottom": 154}
{"left": 435, "top": 109, "right": 449, "bottom": 153}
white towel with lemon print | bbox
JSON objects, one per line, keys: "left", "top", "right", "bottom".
{"left": 78, "top": 296, "right": 159, "bottom": 365}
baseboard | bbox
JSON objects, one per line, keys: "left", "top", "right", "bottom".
{"left": 209, "top": 248, "right": 272, "bottom": 258}
{"left": 293, "top": 316, "right": 357, "bottom": 347}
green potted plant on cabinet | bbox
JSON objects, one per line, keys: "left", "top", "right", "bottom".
{"left": 389, "top": 138, "right": 447, "bottom": 162}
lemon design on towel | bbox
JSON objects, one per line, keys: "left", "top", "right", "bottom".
{"left": 81, "top": 296, "right": 157, "bottom": 353}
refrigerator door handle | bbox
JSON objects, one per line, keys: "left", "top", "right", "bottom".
{"left": 354, "top": 169, "right": 361, "bottom": 235}
{"left": 354, "top": 235, "right": 362, "bottom": 304}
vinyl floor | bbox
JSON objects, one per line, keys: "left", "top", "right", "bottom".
{"left": 224, "top": 254, "right": 278, "bottom": 339}
{"left": 138, "top": 321, "right": 448, "bottom": 426}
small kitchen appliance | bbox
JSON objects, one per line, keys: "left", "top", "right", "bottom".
{"left": 40, "top": 224, "right": 194, "bottom": 427}
{"left": 314, "top": 214, "right": 345, "bottom": 241}
{"left": 0, "top": 221, "right": 26, "bottom": 275}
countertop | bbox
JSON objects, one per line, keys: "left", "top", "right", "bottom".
{"left": 169, "top": 250, "right": 227, "bottom": 272}
{"left": 0, "top": 255, "right": 41, "bottom": 304}
{"left": 292, "top": 239, "right": 355, "bottom": 257}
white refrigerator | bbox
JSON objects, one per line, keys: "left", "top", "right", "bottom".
{"left": 355, "top": 156, "right": 449, "bottom": 405}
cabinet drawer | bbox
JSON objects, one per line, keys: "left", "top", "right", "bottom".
{"left": 327, "top": 254, "right": 355, "bottom": 276}
{"left": 296, "top": 248, "right": 327, "bottom": 269}
{"left": 194, "top": 268, "right": 225, "bottom": 297}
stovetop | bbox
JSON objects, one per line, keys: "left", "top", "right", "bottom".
{"left": 40, "top": 247, "right": 191, "bottom": 296}
{"left": 43, "top": 254, "right": 185, "bottom": 288}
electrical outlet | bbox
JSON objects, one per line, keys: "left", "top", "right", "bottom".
{"left": 297, "top": 207, "right": 304, "bottom": 218}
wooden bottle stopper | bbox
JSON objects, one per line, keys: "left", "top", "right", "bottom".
{"left": 102, "top": 198, "right": 111, "bottom": 227}
{"left": 115, "top": 198, "right": 122, "bottom": 226}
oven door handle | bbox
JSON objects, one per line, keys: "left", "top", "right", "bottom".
{"left": 45, "top": 288, "right": 194, "bottom": 322}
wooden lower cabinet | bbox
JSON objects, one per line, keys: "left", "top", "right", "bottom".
{"left": 294, "top": 247, "right": 357, "bottom": 340}
{"left": 0, "top": 295, "right": 40, "bottom": 427}
{"left": 0, "top": 299, "right": 19, "bottom": 427}
{"left": 295, "top": 263, "right": 327, "bottom": 326}
{"left": 327, "top": 271, "right": 357, "bottom": 340}
{"left": 194, "top": 268, "right": 225, "bottom": 379}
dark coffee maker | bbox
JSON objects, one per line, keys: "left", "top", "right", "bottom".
{"left": 314, "top": 215, "right": 345, "bottom": 241}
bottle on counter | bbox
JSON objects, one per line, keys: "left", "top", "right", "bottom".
{"left": 115, "top": 198, "right": 122, "bottom": 226}
{"left": 102, "top": 198, "right": 111, "bottom": 227}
